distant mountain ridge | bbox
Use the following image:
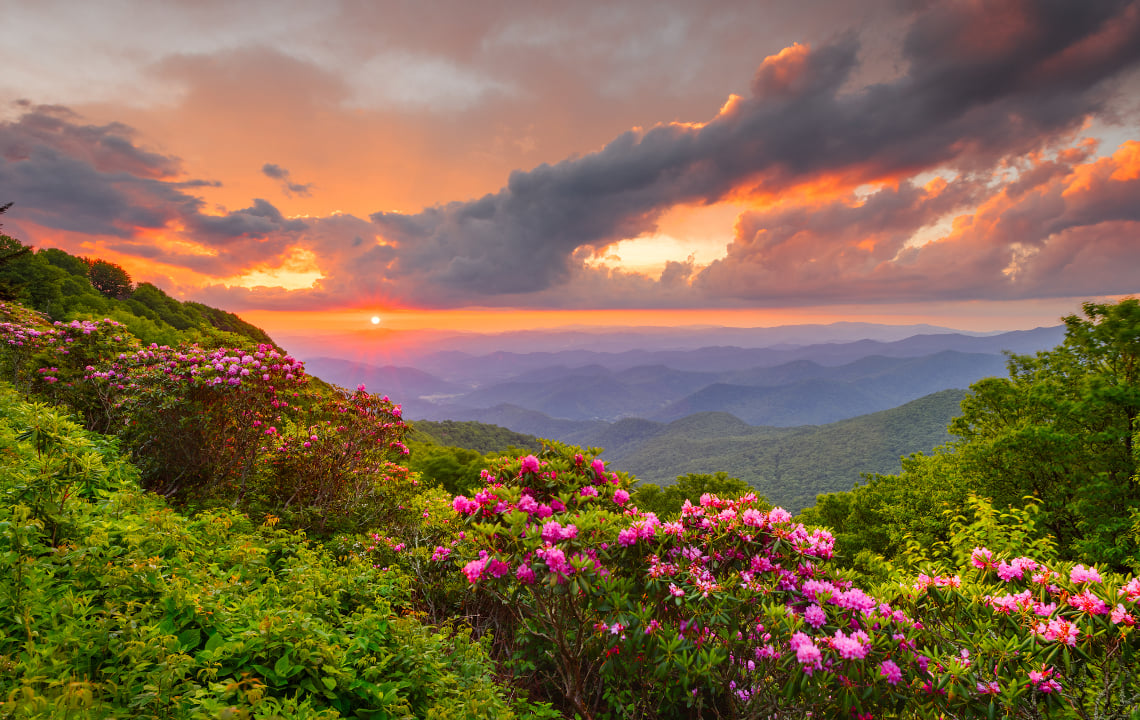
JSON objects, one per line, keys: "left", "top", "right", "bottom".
{"left": 305, "top": 324, "right": 1063, "bottom": 429}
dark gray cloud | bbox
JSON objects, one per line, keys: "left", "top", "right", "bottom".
{"left": 1, "top": 104, "right": 307, "bottom": 270}
{"left": 4, "top": 0, "right": 1140, "bottom": 312}
{"left": 261, "top": 162, "right": 313, "bottom": 197}
{"left": 366, "top": 0, "right": 1140, "bottom": 305}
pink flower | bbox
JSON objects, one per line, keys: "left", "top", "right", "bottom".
{"left": 590, "top": 458, "right": 606, "bottom": 478}
{"left": 879, "top": 659, "right": 902, "bottom": 686}
{"left": 1070, "top": 564, "right": 1102, "bottom": 585}
{"left": 613, "top": 489, "right": 630, "bottom": 505}
{"left": 1032, "top": 618, "right": 1079, "bottom": 646}
{"left": 1028, "top": 666, "right": 1061, "bottom": 694}
{"left": 1123, "top": 577, "right": 1140, "bottom": 602}
{"left": 789, "top": 633, "right": 823, "bottom": 675}
{"left": 1068, "top": 589, "right": 1108, "bottom": 615}
{"left": 768, "top": 508, "right": 792, "bottom": 524}
{"left": 1111, "top": 604, "right": 1136, "bottom": 625}
{"left": 541, "top": 547, "right": 572, "bottom": 577}
{"left": 486, "top": 558, "right": 510, "bottom": 578}
{"left": 618, "top": 528, "right": 638, "bottom": 547}
{"left": 430, "top": 546, "right": 452, "bottom": 562}
{"left": 804, "top": 604, "right": 827, "bottom": 628}
{"left": 579, "top": 485, "right": 599, "bottom": 498}
{"left": 831, "top": 629, "right": 870, "bottom": 660}
{"left": 451, "top": 496, "right": 479, "bottom": 515}
{"left": 996, "top": 561, "right": 1022, "bottom": 582}
{"left": 517, "top": 494, "right": 539, "bottom": 513}
{"left": 970, "top": 546, "right": 993, "bottom": 569}
{"left": 519, "top": 455, "right": 541, "bottom": 474}
{"left": 462, "top": 558, "right": 487, "bottom": 583}
{"left": 516, "top": 563, "right": 536, "bottom": 584}
{"left": 741, "top": 508, "right": 765, "bottom": 527}
{"left": 976, "top": 680, "right": 1000, "bottom": 695}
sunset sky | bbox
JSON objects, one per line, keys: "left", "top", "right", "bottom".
{"left": 2, "top": 0, "right": 1139, "bottom": 338}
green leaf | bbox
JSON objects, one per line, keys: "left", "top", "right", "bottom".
{"left": 177, "top": 627, "right": 201, "bottom": 651}
{"left": 204, "top": 632, "right": 225, "bottom": 653}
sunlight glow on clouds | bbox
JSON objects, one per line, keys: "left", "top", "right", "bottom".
{"left": 1, "top": 0, "right": 1138, "bottom": 330}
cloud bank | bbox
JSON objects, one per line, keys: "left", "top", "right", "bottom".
{"left": 2, "top": 0, "right": 1139, "bottom": 311}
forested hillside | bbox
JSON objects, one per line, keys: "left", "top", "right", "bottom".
{"left": 592, "top": 389, "right": 965, "bottom": 512}
{"left": 0, "top": 230, "right": 274, "bottom": 348}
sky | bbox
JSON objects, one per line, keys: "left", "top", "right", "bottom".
{"left": 2, "top": 0, "right": 1139, "bottom": 338}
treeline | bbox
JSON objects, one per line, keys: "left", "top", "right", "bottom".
{"left": 799, "top": 299, "right": 1140, "bottom": 575}
{"left": 0, "top": 223, "right": 272, "bottom": 349}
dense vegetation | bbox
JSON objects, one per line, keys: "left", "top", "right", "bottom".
{"left": 1, "top": 226, "right": 1139, "bottom": 718}
{"left": 802, "top": 299, "right": 1140, "bottom": 576}
{"left": 589, "top": 389, "right": 965, "bottom": 513}
{"left": 0, "top": 229, "right": 272, "bottom": 349}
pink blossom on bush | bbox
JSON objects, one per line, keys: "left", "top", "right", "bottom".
{"left": 516, "top": 563, "right": 536, "bottom": 584}
{"left": 617, "top": 527, "right": 638, "bottom": 547}
{"left": 612, "top": 489, "right": 630, "bottom": 505}
{"left": 1111, "top": 604, "right": 1136, "bottom": 626}
{"left": 768, "top": 507, "right": 792, "bottom": 524}
{"left": 520, "top": 455, "right": 541, "bottom": 474}
{"left": 486, "top": 558, "right": 511, "bottom": 578}
{"left": 452, "top": 496, "right": 479, "bottom": 515}
{"left": 1070, "top": 564, "right": 1102, "bottom": 585}
{"left": 970, "top": 546, "right": 993, "bottom": 568}
{"left": 741, "top": 508, "right": 765, "bottom": 527}
{"left": 804, "top": 604, "right": 827, "bottom": 628}
{"left": 789, "top": 632, "right": 823, "bottom": 675}
{"left": 832, "top": 629, "right": 870, "bottom": 660}
{"left": 462, "top": 558, "right": 488, "bottom": 583}
{"left": 1068, "top": 589, "right": 1108, "bottom": 615}
{"left": 1124, "top": 577, "right": 1140, "bottom": 602}
{"left": 879, "top": 659, "right": 902, "bottom": 685}
{"left": 1032, "top": 618, "right": 1079, "bottom": 646}
{"left": 517, "top": 494, "right": 539, "bottom": 514}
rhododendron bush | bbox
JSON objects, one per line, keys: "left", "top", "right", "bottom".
{"left": 448, "top": 444, "right": 1140, "bottom": 719}
{"left": 0, "top": 301, "right": 411, "bottom": 533}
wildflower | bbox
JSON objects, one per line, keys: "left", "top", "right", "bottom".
{"left": 462, "top": 558, "right": 488, "bottom": 583}
{"left": 788, "top": 633, "right": 822, "bottom": 675}
{"left": 1070, "top": 564, "right": 1102, "bottom": 585}
{"left": 1111, "top": 604, "right": 1136, "bottom": 626}
{"left": 613, "top": 489, "right": 630, "bottom": 505}
{"left": 516, "top": 563, "right": 536, "bottom": 584}
{"left": 879, "top": 659, "right": 902, "bottom": 686}
{"left": 519, "top": 455, "right": 541, "bottom": 474}
{"left": 1068, "top": 590, "right": 1108, "bottom": 615}
{"left": 831, "top": 629, "right": 870, "bottom": 660}
{"left": 804, "top": 604, "right": 827, "bottom": 628}
{"left": 970, "top": 547, "right": 993, "bottom": 569}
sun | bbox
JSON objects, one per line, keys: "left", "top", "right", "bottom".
{"left": 370, "top": 316, "right": 381, "bottom": 325}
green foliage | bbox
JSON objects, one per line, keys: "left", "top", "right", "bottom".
{"left": 0, "top": 236, "right": 275, "bottom": 347}
{"left": 798, "top": 448, "right": 972, "bottom": 564}
{"left": 949, "top": 298, "right": 1140, "bottom": 568}
{"left": 86, "top": 258, "right": 133, "bottom": 299}
{"left": 803, "top": 298, "right": 1140, "bottom": 574}
{"left": 0, "top": 386, "right": 532, "bottom": 719}
{"left": 407, "top": 442, "right": 489, "bottom": 496}
{"left": 605, "top": 389, "right": 965, "bottom": 513}
{"left": 412, "top": 419, "right": 540, "bottom": 455}
{"left": 632, "top": 471, "right": 764, "bottom": 519}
